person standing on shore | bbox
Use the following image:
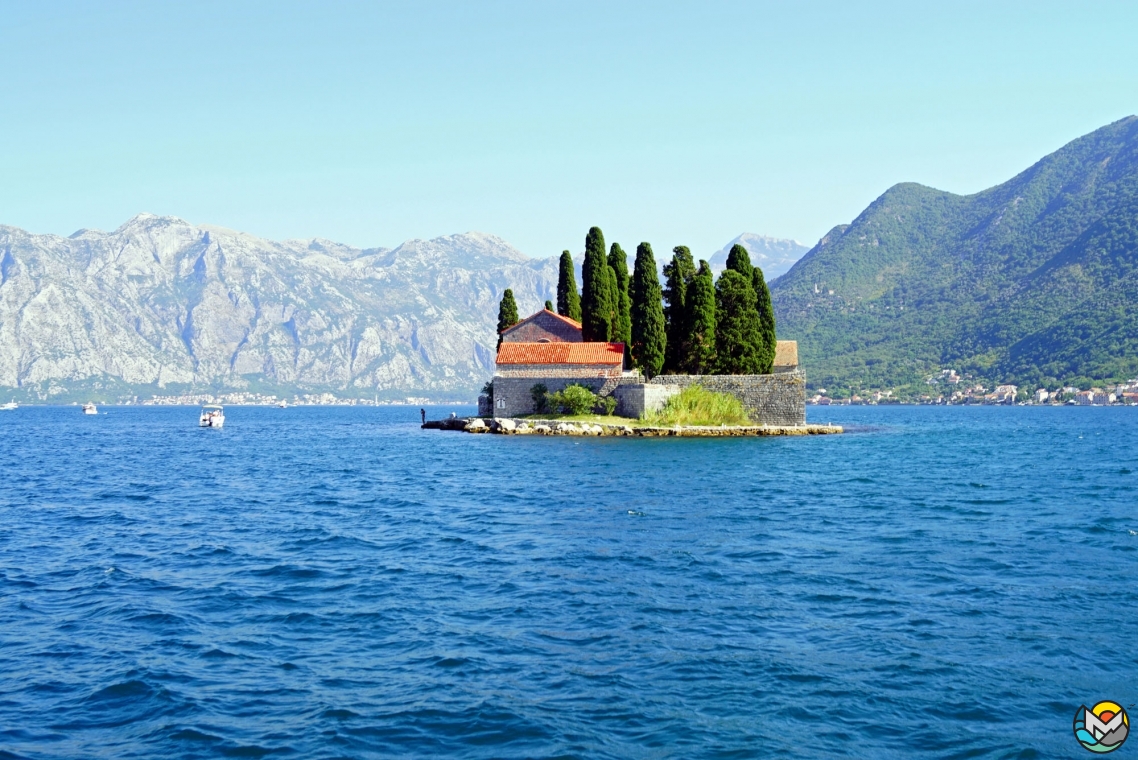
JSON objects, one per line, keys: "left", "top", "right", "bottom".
{"left": 420, "top": 408, "right": 425, "bottom": 423}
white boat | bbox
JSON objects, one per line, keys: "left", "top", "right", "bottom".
{"left": 0, "top": 400, "right": 16, "bottom": 411}
{"left": 199, "top": 404, "right": 225, "bottom": 428}
{"left": 83, "top": 402, "right": 98, "bottom": 415}
{"left": 277, "top": 400, "right": 288, "bottom": 408}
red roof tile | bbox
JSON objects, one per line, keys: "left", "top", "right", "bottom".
{"left": 496, "top": 342, "right": 624, "bottom": 365}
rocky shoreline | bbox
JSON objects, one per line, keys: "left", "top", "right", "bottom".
{"left": 423, "top": 417, "right": 842, "bottom": 437}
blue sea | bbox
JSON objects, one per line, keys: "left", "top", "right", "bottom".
{"left": 0, "top": 404, "right": 1135, "bottom": 759}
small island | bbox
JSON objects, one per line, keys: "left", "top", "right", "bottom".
{"left": 426, "top": 228, "right": 842, "bottom": 437}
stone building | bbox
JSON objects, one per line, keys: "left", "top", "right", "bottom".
{"left": 492, "top": 341, "right": 627, "bottom": 417}
{"left": 484, "top": 308, "right": 807, "bottom": 426}
{"left": 499, "top": 309, "right": 584, "bottom": 344}
{"left": 772, "top": 341, "right": 798, "bottom": 373}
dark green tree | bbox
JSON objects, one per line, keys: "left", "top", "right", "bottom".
{"left": 605, "top": 261, "right": 619, "bottom": 334}
{"left": 752, "top": 266, "right": 777, "bottom": 373}
{"left": 725, "top": 243, "right": 753, "bottom": 278}
{"left": 662, "top": 246, "right": 696, "bottom": 372}
{"left": 714, "top": 270, "right": 762, "bottom": 374}
{"left": 630, "top": 242, "right": 666, "bottom": 377}
{"left": 496, "top": 288, "right": 519, "bottom": 349}
{"left": 608, "top": 243, "right": 632, "bottom": 364}
{"left": 684, "top": 261, "right": 717, "bottom": 374}
{"left": 581, "top": 227, "right": 613, "bottom": 341}
{"left": 556, "top": 250, "right": 581, "bottom": 321}
{"left": 545, "top": 299, "right": 554, "bottom": 311}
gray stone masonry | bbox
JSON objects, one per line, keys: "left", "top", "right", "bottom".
{"left": 614, "top": 384, "right": 680, "bottom": 418}
{"left": 649, "top": 371, "right": 807, "bottom": 426}
{"left": 492, "top": 372, "right": 640, "bottom": 418}
{"left": 500, "top": 310, "right": 583, "bottom": 343}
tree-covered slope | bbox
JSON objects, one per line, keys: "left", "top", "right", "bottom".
{"left": 772, "top": 115, "right": 1138, "bottom": 391}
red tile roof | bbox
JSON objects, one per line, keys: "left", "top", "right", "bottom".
{"left": 500, "top": 309, "right": 583, "bottom": 335}
{"left": 496, "top": 342, "right": 624, "bottom": 365}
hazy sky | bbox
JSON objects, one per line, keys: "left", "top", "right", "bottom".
{"left": 2, "top": 1, "right": 1136, "bottom": 258}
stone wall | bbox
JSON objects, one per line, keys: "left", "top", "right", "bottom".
{"left": 614, "top": 384, "right": 680, "bottom": 418}
{"left": 648, "top": 371, "right": 806, "bottom": 426}
{"left": 492, "top": 372, "right": 639, "bottom": 418}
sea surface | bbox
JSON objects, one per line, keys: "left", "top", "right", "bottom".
{"left": 0, "top": 404, "right": 1136, "bottom": 759}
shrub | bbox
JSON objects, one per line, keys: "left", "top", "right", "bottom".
{"left": 546, "top": 384, "right": 597, "bottom": 415}
{"left": 596, "top": 396, "right": 617, "bottom": 416}
{"left": 481, "top": 380, "right": 494, "bottom": 404}
{"left": 530, "top": 383, "right": 548, "bottom": 413}
{"left": 643, "top": 385, "right": 750, "bottom": 426}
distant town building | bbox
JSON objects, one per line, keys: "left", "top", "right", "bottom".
{"left": 994, "top": 385, "right": 1018, "bottom": 404}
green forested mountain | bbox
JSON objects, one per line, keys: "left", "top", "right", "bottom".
{"left": 772, "top": 115, "right": 1138, "bottom": 392}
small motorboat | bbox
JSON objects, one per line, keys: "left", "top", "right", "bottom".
{"left": 199, "top": 404, "right": 225, "bottom": 428}
{"left": 83, "top": 402, "right": 98, "bottom": 415}
{"left": 277, "top": 399, "right": 288, "bottom": 408}
{"left": 0, "top": 400, "right": 17, "bottom": 411}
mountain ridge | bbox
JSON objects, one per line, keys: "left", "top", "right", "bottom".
{"left": 772, "top": 115, "right": 1138, "bottom": 392}
{"left": 0, "top": 213, "right": 799, "bottom": 401}
{"left": 0, "top": 215, "right": 558, "bottom": 400}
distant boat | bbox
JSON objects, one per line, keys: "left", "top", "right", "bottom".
{"left": 0, "top": 400, "right": 17, "bottom": 411}
{"left": 199, "top": 404, "right": 225, "bottom": 428}
{"left": 82, "top": 402, "right": 98, "bottom": 415}
{"left": 277, "top": 400, "right": 288, "bottom": 408}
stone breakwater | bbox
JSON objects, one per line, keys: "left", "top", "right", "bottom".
{"left": 423, "top": 417, "right": 842, "bottom": 437}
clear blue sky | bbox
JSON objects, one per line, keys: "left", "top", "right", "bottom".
{"left": 1, "top": 1, "right": 1135, "bottom": 258}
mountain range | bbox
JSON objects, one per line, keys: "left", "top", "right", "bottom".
{"left": 7, "top": 116, "right": 1134, "bottom": 401}
{"left": 709, "top": 234, "right": 809, "bottom": 280}
{"left": 0, "top": 215, "right": 799, "bottom": 400}
{"left": 0, "top": 216, "right": 559, "bottom": 400}
{"left": 772, "top": 115, "right": 1138, "bottom": 392}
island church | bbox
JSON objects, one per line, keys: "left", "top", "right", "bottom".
{"left": 484, "top": 308, "right": 802, "bottom": 422}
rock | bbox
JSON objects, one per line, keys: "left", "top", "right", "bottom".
{"left": 554, "top": 422, "right": 580, "bottom": 435}
{"left": 533, "top": 424, "right": 552, "bottom": 434}
{"left": 493, "top": 418, "right": 517, "bottom": 434}
{"left": 0, "top": 214, "right": 562, "bottom": 397}
{"left": 464, "top": 418, "right": 488, "bottom": 432}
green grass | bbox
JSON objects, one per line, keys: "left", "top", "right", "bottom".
{"left": 642, "top": 385, "right": 751, "bottom": 426}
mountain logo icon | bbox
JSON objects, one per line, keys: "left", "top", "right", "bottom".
{"left": 1074, "top": 701, "right": 1129, "bottom": 753}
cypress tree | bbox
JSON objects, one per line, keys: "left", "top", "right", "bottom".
{"left": 714, "top": 270, "right": 762, "bottom": 374}
{"left": 662, "top": 246, "right": 695, "bottom": 373}
{"left": 605, "top": 262, "right": 619, "bottom": 335}
{"left": 684, "top": 261, "right": 716, "bottom": 374}
{"left": 752, "top": 266, "right": 777, "bottom": 373}
{"left": 556, "top": 250, "right": 581, "bottom": 321}
{"left": 581, "top": 227, "right": 612, "bottom": 341}
{"left": 630, "top": 242, "right": 666, "bottom": 378}
{"left": 545, "top": 299, "right": 554, "bottom": 311}
{"left": 608, "top": 243, "right": 633, "bottom": 364}
{"left": 725, "top": 243, "right": 753, "bottom": 278}
{"left": 496, "top": 288, "right": 519, "bottom": 350}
